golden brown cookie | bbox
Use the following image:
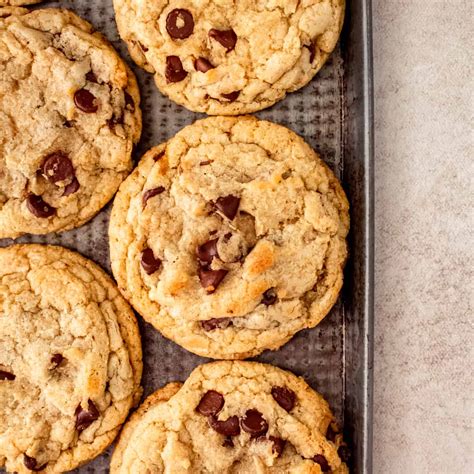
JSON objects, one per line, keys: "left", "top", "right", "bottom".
{"left": 109, "top": 116, "right": 349, "bottom": 359}
{"left": 0, "top": 244, "right": 143, "bottom": 473}
{"left": 0, "top": 8, "right": 142, "bottom": 238}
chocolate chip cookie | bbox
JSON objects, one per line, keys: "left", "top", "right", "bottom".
{"left": 109, "top": 116, "right": 349, "bottom": 359}
{"left": 0, "top": 244, "right": 143, "bottom": 473}
{"left": 113, "top": 0, "right": 345, "bottom": 114}
{"left": 111, "top": 361, "right": 349, "bottom": 473}
{"left": 0, "top": 7, "right": 142, "bottom": 239}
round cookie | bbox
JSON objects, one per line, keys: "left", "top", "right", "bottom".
{"left": 111, "top": 361, "right": 349, "bottom": 473}
{"left": 109, "top": 116, "right": 349, "bottom": 359}
{"left": 0, "top": 244, "right": 143, "bottom": 473}
{"left": 0, "top": 8, "right": 142, "bottom": 239}
{"left": 113, "top": 0, "right": 345, "bottom": 115}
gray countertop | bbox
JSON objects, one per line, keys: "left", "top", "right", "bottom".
{"left": 373, "top": 0, "right": 472, "bottom": 472}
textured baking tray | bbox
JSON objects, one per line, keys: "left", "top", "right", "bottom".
{"left": 0, "top": 0, "right": 374, "bottom": 472}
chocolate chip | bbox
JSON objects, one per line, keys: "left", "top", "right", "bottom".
{"left": 222, "top": 437, "right": 234, "bottom": 448}
{"left": 141, "top": 248, "right": 161, "bottom": 275}
{"left": 0, "top": 370, "right": 15, "bottom": 381}
{"left": 63, "top": 120, "right": 74, "bottom": 128}
{"left": 196, "top": 238, "right": 219, "bottom": 265}
{"left": 326, "top": 424, "right": 338, "bottom": 442}
{"left": 269, "top": 436, "right": 286, "bottom": 457}
{"left": 74, "top": 89, "right": 98, "bottom": 113}
{"left": 200, "top": 317, "right": 233, "bottom": 331}
{"left": 23, "top": 454, "right": 47, "bottom": 472}
{"left": 165, "top": 55, "right": 188, "bottom": 83}
{"left": 51, "top": 353, "right": 64, "bottom": 368}
{"left": 208, "top": 415, "right": 240, "bottom": 436}
{"left": 195, "top": 57, "right": 215, "bottom": 73}
{"left": 75, "top": 399, "right": 99, "bottom": 432}
{"left": 215, "top": 195, "right": 240, "bottom": 220}
{"left": 338, "top": 445, "right": 351, "bottom": 463}
{"left": 305, "top": 43, "right": 316, "bottom": 63}
{"left": 241, "top": 409, "right": 268, "bottom": 437}
{"left": 262, "top": 288, "right": 277, "bottom": 306}
{"left": 257, "top": 436, "right": 285, "bottom": 457}
{"left": 199, "top": 160, "right": 212, "bottom": 166}
{"left": 271, "top": 386, "right": 296, "bottom": 412}
{"left": 85, "top": 71, "right": 98, "bottom": 83}
{"left": 196, "top": 390, "right": 224, "bottom": 416}
{"left": 313, "top": 454, "right": 330, "bottom": 472}
{"left": 62, "top": 177, "right": 80, "bottom": 196}
{"left": 138, "top": 42, "right": 149, "bottom": 52}
{"left": 142, "top": 186, "right": 165, "bottom": 208}
{"left": 26, "top": 194, "right": 56, "bottom": 218}
{"left": 198, "top": 268, "right": 228, "bottom": 293}
{"left": 221, "top": 91, "right": 240, "bottom": 102}
{"left": 41, "top": 152, "right": 74, "bottom": 184}
{"left": 166, "top": 9, "right": 194, "bottom": 39}
{"left": 124, "top": 91, "right": 135, "bottom": 111}
{"left": 209, "top": 28, "right": 237, "bottom": 51}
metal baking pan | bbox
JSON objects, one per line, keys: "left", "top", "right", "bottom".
{"left": 0, "top": 0, "right": 374, "bottom": 472}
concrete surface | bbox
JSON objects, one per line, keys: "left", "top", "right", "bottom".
{"left": 373, "top": 0, "right": 473, "bottom": 472}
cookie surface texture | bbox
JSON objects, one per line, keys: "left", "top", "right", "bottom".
{"left": 0, "top": 244, "right": 143, "bottom": 473}
{"left": 113, "top": 0, "right": 345, "bottom": 114}
{"left": 0, "top": 8, "right": 142, "bottom": 238}
{"left": 109, "top": 116, "right": 349, "bottom": 359}
{"left": 111, "top": 361, "right": 349, "bottom": 473}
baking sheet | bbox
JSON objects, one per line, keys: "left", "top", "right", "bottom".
{"left": 0, "top": 0, "right": 374, "bottom": 472}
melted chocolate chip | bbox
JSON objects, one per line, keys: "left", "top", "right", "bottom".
{"left": 166, "top": 9, "right": 194, "bottom": 39}
{"left": 200, "top": 160, "right": 212, "bottom": 166}
{"left": 269, "top": 436, "right": 286, "bottom": 457}
{"left": 222, "top": 437, "right": 234, "bottom": 448}
{"left": 261, "top": 288, "right": 277, "bottom": 306}
{"left": 62, "top": 177, "right": 80, "bottom": 196}
{"left": 124, "top": 91, "right": 135, "bottom": 111}
{"left": 221, "top": 91, "right": 240, "bottom": 102}
{"left": 165, "top": 56, "right": 188, "bottom": 83}
{"left": 196, "top": 238, "right": 219, "bottom": 265}
{"left": 271, "top": 386, "right": 296, "bottom": 412}
{"left": 215, "top": 195, "right": 240, "bottom": 220}
{"left": 338, "top": 445, "right": 351, "bottom": 463}
{"left": 142, "top": 186, "right": 165, "bottom": 208}
{"left": 85, "top": 71, "right": 98, "bottom": 83}
{"left": 41, "top": 152, "right": 74, "bottom": 184}
{"left": 208, "top": 415, "right": 240, "bottom": 436}
{"left": 195, "top": 57, "right": 215, "bottom": 73}
{"left": 313, "top": 454, "right": 330, "bottom": 472}
{"left": 241, "top": 409, "right": 268, "bottom": 437}
{"left": 200, "top": 317, "right": 233, "bottom": 331}
{"left": 0, "top": 370, "right": 15, "bottom": 380}
{"left": 209, "top": 28, "right": 237, "bottom": 51}
{"left": 141, "top": 248, "right": 162, "bottom": 275}
{"left": 74, "top": 89, "right": 98, "bottom": 113}
{"left": 23, "top": 454, "right": 47, "bottom": 472}
{"left": 26, "top": 194, "right": 56, "bottom": 218}
{"left": 257, "top": 436, "right": 285, "bottom": 457}
{"left": 198, "top": 268, "right": 228, "bottom": 293}
{"left": 75, "top": 400, "right": 99, "bottom": 431}
{"left": 51, "top": 353, "right": 64, "bottom": 368}
{"left": 196, "top": 390, "right": 224, "bottom": 416}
